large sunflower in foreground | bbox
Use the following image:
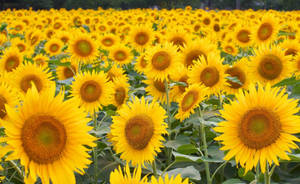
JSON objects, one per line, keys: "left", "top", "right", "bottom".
{"left": 144, "top": 42, "right": 181, "bottom": 82}
{"left": 151, "top": 174, "right": 190, "bottom": 184}
{"left": 175, "top": 84, "right": 208, "bottom": 121}
{"left": 110, "top": 97, "right": 167, "bottom": 166}
{"left": 70, "top": 71, "right": 113, "bottom": 113}
{"left": 68, "top": 33, "right": 98, "bottom": 64}
{"left": 214, "top": 83, "right": 300, "bottom": 173}
{"left": 3, "top": 85, "right": 96, "bottom": 184}
{"left": 250, "top": 45, "right": 292, "bottom": 85}
{"left": 110, "top": 164, "right": 148, "bottom": 184}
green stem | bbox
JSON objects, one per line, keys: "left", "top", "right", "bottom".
{"left": 161, "top": 161, "right": 176, "bottom": 176}
{"left": 198, "top": 108, "right": 211, "bottom": 184}
{"left": 152, "top": 160, "right": 158, "bottom": 178}
{"left": 256, "top": 164, "right": 260, "bottom": 183}
{"left": 164, "top": 80, "right": 172, "bottom": 165}
{"left": 211, "top": 161, "right": 228, "bottom": 183}
{"left": 264, "top": 163, "right": 271, "bottom": 184}
{"left": 93, "top": 112, "right": 98, "bottom": 184}
{"left": 8, "top": 160, "right": 24, "bottom": 179}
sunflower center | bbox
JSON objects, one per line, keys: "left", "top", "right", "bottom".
{"left": 170, "top": 37, "right": 186, "bottom": 48}
{"left": 185, "top": 50, "right": 206, "bottom": 67}
{"left": 0, "top": 95, "right": 7, "bottom": 119}
{"left": 153, "top": 80, "right": 166, "bottom": 93}
{"left": 20, "top": 74, "right": 43, "bottom": 93}
{"left": 203, "top": 18, "right": 210, "bottom": 25}
{"left": 17, "top": 44, "right": 26, "bottom": 52}
{"left": 225, "top": 67, "right": 245, "bottom": 89}
{"left": 237, "top": 30, "right": 250, "bottom": 43}
{"left": 80, "top": 80, "right": 101, "bottom": 102}
{"left": 125, "top": 115, "right": 154, "bottom": 150}
{"left": 135, "top": 32, "right": 149, "bottom": 46}
{"left": 5, "top": 56, "right": 20, "bottom": 72}
{"left": 63, "top": 66, "right": 76, "bottom": 79}
{"left": 140, "top": 56, "right": 147, "bottom": 68}
{"left": 257, "top": 23, "right": 273, "bottom": 41}
{"left": 225, "top": 46, "right": 234, "bottom": 53}
{"left": 213, "top": 24, "right": 220, "bottom": 32}
{"left": 285, "top": 48, "right": 297, "bottom": 56}
{"left": 102, "top": 38, "right": 113, "bottom": 47}
{"left": 75, "top": 40, "right": 92, "bottom": 57}
{"left": 239, "top": 109, "right": 281, "bottom": 149}
{"left": 200, "top": 67, "right": 219, "bottom": 87}
{"left": 50, "top": 44, "right": 59, "bottom": 52}
{"left": 181, "top": 90, "right": 198, "bottom": 112}
{"left": 21, "top": 115, "right": 67, "bottom": 164}
{"left": 35, "top": 58, "right": 46, "bottom": 66}
{"left": 179, "top": 75, "right": 188, "bottom": 92}
{"left": 152, "top": 51, "right": 171, "bottom": 71}
{"left": 114, "top": 87, "right": 126, "bottom": 105}
{"left": 258, "top": 54, "right": 282, "bottom": 80}
{"left": 114, "top": 51, "right": 127, "bottom": 61}
{"left": 61, "top": 36, "right": 69, "bottom": 43}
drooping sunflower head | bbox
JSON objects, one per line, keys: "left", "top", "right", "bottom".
{"left": 175, "top": 84, "right": 208, "bottom": 121}
{"left": 214, "top": 83, "right": 300, "bottom": 173}
{"left": 110, "top": 164, "right": 148, "bottom": 184}
{"left": 11, "top": 62, "right": 54, "bottom": 97}
{"left": 188, "top": 53, "right": 227, "bottom": 96}
{"left": 110, "top": 97, "right": 167, "bottom": 166}
{"left": 144, "top": 42, "right": 181, "bottom": 82}
{"left": 0, "top": 47, "right": 23, "bottom": 73}
{"left": 69, "top": 33, "right": 98, "bottom": 64}
{"left": 70, "top": 71, "right": 113, "bottom": 113}
{"left": 250, "top": 45, "right": 293, "bottom": 85}
{"left": 3, "top": 84, "right": 96, "bottom": 184}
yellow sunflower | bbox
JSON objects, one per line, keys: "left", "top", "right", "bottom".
{"left": 44, "top": 38, "right": 64, "bottom": 56}
{"left": 233, "top": 24, "right": 252, "bottom": 48}
{"left": 145, "top": 78, "right": 171, "bottom": 103}
{"left": 99, "top": 33, "right": 120, "bottom": 51}
{"left": 33, "top": 54, "right": 49, "bottom": 68}
{"left": 68, "top": 33, "right": 98, "bottom": 64}
{"left": 11, "top": 62, "right": 54, "bottom": 97}
{"left": 129, "top": 24, "right": 154, "bottom": 51}
{"left": 110, "top": 164, "right": 148, "bottom": 184}
{"left": 111, "top": 77, "right": 130, "bottom": 109}
{"left": 151, "top": 174, "right": 190, "bottom": 184}
{"left": 188, "top": 53, "right": 227, "bottom": 96}
{"left": 0, "top": 47, "right": 23, "bottom": 72}
{"left": 70, "top": 71, "right": 113, "bottom": 113}
{"left": 56, "top": 62, "right": 78, "bottom": 81}
{"left": 279, "top": 39, "right": 300, "bottom": 57}
{"left": 0, "top": 81, "right": 20, "bottom": 122}
{"left": 249, "top": 45, "right": 293, "bottom": 85}
{"left": 144, "top": 42, "right": 181, "bottom": 82}
{"left": 135, "top": 53, "right": 148, "bottom": 74}
{"left": 110, "top": 97, "right": 167, "bottom": 165}
{"left": 107, "top": 64, "right": 128, "bottom": 82}
{"left": 3, "top": 84, "right": 96, "bottom": 184}
{"left": 221, "top": 42, "right": 238, "bottom": 56}
{"left": 11, "top": 37, "right": 29, "bottom": 56}
{"left": 109, "top": 44, "right": 134, "bottom": 66}
{"left": 223, "top": 58, "right": 251, "bottom": 95}
{"left": 214, "top": 83, "right": 300, "bottom": 173}
{"left": 175, "top": 84, "right": 208, "bottom": 121}
{"left": 169, "top": 65, "right": 190, "bottom": 99}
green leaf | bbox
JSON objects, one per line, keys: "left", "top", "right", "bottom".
{"left": 165, "top": 166, "right": 201, "bottom": 181}
{"left": 280, "top": 153, "right": 300, "bottom": 162}
{"left": 0, "top": 23, "right": 7, "bottom": 32}
{"left": 173, "top": 152, "right": 202, "bottom": 163}
{"left": 169, "top": 81, "right": 187, "bottom": 88}
{"left": 226, "top": 76, "right": 243, "bottom": 85}
{"left": 274, "top": 76, "right": 299, "bottom": 87}
{"left": 223, "top": 178, "right": 246, "bottom": 184}
{"left": 177, "top": 144, "right": 198, "bottom": 155}
{"left": 238, "top": 168, "right": 255, "bottom": 182}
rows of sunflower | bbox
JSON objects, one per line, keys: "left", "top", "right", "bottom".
{"left": 0, "top": 7, "right": 299, "bottom": 184}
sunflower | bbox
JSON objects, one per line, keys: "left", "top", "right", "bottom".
{"left": 0, "top": 81, "right": 20, "bottom": 122}
{"left": 129, "top": 24, "right": 154, "bottom": 51}
{"left": 135, "top": 53, "right": 148, "bottom": 74}
{"left": 109, "top": 44, "right": 133, "bottom": 66}
{"left": 111, "top": 77, "right": 130, "bottom": 108}
{"left": 170, "top": 65, "right": 190, "bottom": 99}
{"left": 151, "top": 174, "right": 190, "bottom": 184}
{"left": 0, "top": 47, "right": 23, "bottom": 72}
{"left": 180, "top": 38, "right": 217, "bottom": 68}
{"left": 33, "top": 54, "right": 49, "bottom": 68}
{"left": 55, "top": 30, "right": 72, "bottom": 44}
{"left": 3, "top": 84, "right": 96, "bottom": 184}
{"left": 233, "top": 24, "right": 252, "bottom": 47}
{"left": 110, "top": 97, "right": 167, "bottom": 165}
{"left": 249, "top": 45, "right": 293, "bottom": 85}
{"left": 166, "top": 28, "right": 192, "bottom": 51}
{"left": 145, "top": 78, "right": 171, "bottom": 103}
{"left": 175, "top": 84, "right": 208, "bottom": 121}
{"left": 11, "top": 37, "right": 29, "bottom": 56}
{"left": 56, "top": 62, "right": 78, "bottom": 81}
{"left": 107, "top": 64, "right": 128, "bottom": 82}
{"left": 188, "top": 53, "right": 227, "bottom": 96}
{"left": 294, "top": 54, "right": 300, "bottom": 78}
{"left": 99, "top": 33, "right": 119, "bottom": 50}
{"left": 70, "top": 71, "right": 113, "bottom": 113}
{"left": 44, "top": 38, "right": 64, "bottom": 56}
{"left": 68, "top": 33, "right": 98, "bottom": 64}
{"left": 12, "top": 62, "right": 54, "bottom": 98}
{"left": 214, "top": 83, "right": 300, "bottom": 173}
{"left": 252, "top": 14, "right": 279, "bottom": 45}
{"left": 144, "top": 42, "right": 181, "bottom": 82}
{"left": 221, "top": 42, "right": 238, "bottom": 56}
{"left": 279, "top": 39, "right": 300, "bottom": 57}
{"left": 223, "top": 58, "right": 251, "bottom": 94}
{"left": 110, "top": 164, "right": 148, "bottom": 184}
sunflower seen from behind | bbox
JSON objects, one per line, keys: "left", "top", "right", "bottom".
{"left": 110, "top": 97, "right": 167, "bottom": 166}
{"left": 3, "top": 84, "right": 96, "bottom": 184}
{"left": 70, "top": 71, "right": 113, "bottom": 113}
{"left": 214, "top": 83, "right": 300, "bottom": 173}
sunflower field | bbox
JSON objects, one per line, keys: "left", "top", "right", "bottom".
{"left": 0, "top": 7, "right": 299, "bottom": 184}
